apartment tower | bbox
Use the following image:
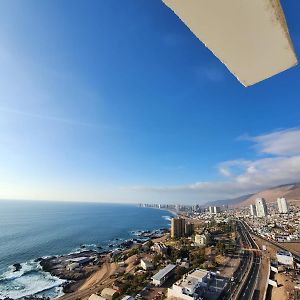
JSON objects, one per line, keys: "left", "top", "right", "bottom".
{"left": 171, "top": 218, "right": 185, "bottom": 238}
{"left": 255, "top": 198, "right": 268, "bottom": 217}
{"left": 277, "top": 197, "right": 289, "bottom": 213}
{"left": 250, "top": 204, "right": 257, "bottom": 216}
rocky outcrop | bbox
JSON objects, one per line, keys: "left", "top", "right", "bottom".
{"left": 12, "top": 263, "right": 22, "bottom": 272}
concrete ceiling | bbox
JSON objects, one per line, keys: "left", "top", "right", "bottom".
{"left": 163, "top": 0, "right": 298, "bottom": 86}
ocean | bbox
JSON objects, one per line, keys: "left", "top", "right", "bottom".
{"left": 0, "top": 200, "right": 173, "bottom": 299}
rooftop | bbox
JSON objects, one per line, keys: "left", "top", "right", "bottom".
{"left": 152, "top": 264, "right": 176, "bottom": 281}
{"left": 175, "top": 269, "right": 209, "bottom": 289}
{"left": 89, "top": 294, "right": 106, "bottom": 300}
{"left": 277, "top": 250, "right": 293, "bottom": 257}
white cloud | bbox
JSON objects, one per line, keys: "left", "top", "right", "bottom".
{"left": 127, "top": 128, "right": 300, "bottom": 203}
{"left": 246, "top": 128, "right": 300, "bottom": 156}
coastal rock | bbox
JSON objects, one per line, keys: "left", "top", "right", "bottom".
{"left": 120, "top": 240, "right": 134, "bottom": 248}
{"left": 13, "top": 263, "right": 22, "bottom": 272}
{"left": 34, "top": 257, "right": 43, "bottom": 262}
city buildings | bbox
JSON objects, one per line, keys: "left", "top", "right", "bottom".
{"left": 171, "top": 218, "right": 186, "bottom": 238}
{"left": 255, "top": 198, "right": 268, "bottom": 217}
{"left": 250, "top": 204, "right": 257, "bottom": 216}
{"left": 277, "top": 197, "right": 289, "bottom": 213}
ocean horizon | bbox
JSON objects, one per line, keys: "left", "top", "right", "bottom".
{"left": 0, "top": 200, "right": 173, "bottom": 299}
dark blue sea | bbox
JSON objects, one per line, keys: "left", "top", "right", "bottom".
{"left": 0, "top": 200, "right": 173, "bottom": 299}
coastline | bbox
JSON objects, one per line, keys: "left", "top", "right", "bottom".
{"left": 0, "top": 205, "right": 172, "bottom": 300}
{"left": 39, "top": 228, "right": 169, "bottom": 295}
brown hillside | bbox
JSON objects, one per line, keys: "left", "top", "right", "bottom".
{"left": 237, "top": 184, "right": 300, "bottom": 207}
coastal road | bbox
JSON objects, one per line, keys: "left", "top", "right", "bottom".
{"left": 237, "top": 254, "right": 261, "bottom": 300}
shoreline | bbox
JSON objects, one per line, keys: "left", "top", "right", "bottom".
{"left": 0, "top": 206, "right": 172, "bottom": 300}
{"left": 41, "top": 229, "right": 169, "bottom": 296}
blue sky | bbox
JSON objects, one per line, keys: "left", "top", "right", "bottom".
{"left": 0, "top": 0, "right": 300, "bottom": 204}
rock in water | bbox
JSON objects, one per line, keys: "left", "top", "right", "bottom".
{"left": 13, "top": 263, "right": 22, "bottom": 272}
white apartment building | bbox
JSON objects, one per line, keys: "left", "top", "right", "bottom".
{"left": 168, "top": 269, "right": 209, "bottom": 300}
{"left": 256, "top": 198, "right": 268, "bottom": 217}
{"left": 250, "top": 204, "right": 257, "bottom": 216}
{"left": 208, "top": 206, "right": 221, "bottom": 214}
{"left": 276, "top": 250, "right": 293, "bottom": 266}
{"left": 277, "top": 197, "right": 289, "bottom": 213}
{"left": 194, "top": 234, "right": 210, "bottom": 246}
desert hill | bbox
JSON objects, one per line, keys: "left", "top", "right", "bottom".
{"left": 239, "top": 183, "right": 300, "bottom": 207}
{"left": 206, "top": 183, "right": 300, "bottom": 208}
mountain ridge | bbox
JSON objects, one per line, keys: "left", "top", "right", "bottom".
{"left": 205, "top": 183, "right": 300, "bottom": 207}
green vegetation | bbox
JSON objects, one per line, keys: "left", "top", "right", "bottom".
{"left": 115, "top": 272, "right": 152, "bottom": 296}
{"left": 189, "top": 248, "right": 205, "bottom": 268}
{"left": 174, "top": 266, "right": 188, "bottom": 281}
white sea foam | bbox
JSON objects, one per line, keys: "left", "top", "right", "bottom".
{"left": 162, "top": 215, "right": 172, "bottom": 222}
{"left": 0, "top": 260, "right": 65, "bottom": 299}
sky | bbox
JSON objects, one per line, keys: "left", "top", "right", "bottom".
{"left": 0, "top": 0, "right": 300, "bottom": 204}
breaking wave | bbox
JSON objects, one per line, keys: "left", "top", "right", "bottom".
{"left": 0, "top": 260, "right": 65, "bottom": 299}
{"left": 162, "top": 215, "right": 172, "bottom": 222}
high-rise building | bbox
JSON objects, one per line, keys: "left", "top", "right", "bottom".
{"left": 208, "top": 206, "right": 221, "bottom": 214}
{"left": 250, "top": 204, "right": 257, "bottom": 216}
{"left": 214, "top": 206, "right": 221, "bottom": 214}
{"left": 171, "top": 218, "right": 185, "bottom": 238}
{"left": 277, "top": 197, "right": 289, "bottom": 213}
{"left": 184, "top": 222, "right": 194, "bottom": 236}
{"left": 255, "top": 198, "right": 268, "bottom": 217}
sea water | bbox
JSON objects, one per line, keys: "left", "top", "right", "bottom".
{"left": 0, "top": 200, "right": 172, "bottom": 299}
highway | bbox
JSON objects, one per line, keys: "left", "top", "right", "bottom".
{"left": 235, "top": 220, "right": 261, "bottom": 300}
{"left": 221, "top": 220, "right": 261, "bottom": 300}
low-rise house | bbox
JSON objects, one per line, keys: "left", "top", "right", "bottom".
{"left": 276, "top": 250, "right": 294, "bottom": 266}
{"left": 140, "top": 259, "right": 153, "bottom": 270}
{"left": 89, "top": 294, "right": 106, "bottom": 300}
{"left": 168, "top": 269, "right": 209, "bottom": 300}
{"left": 118, "top": 261, "right": 126, "bottom": 267}
{"left": 180, "top": 262, "right": 189, "bottom": 269}
{"left": 121, "top": 296, "right": 134, "bottom": 300}
{"left": 152, "top": 264, "right": 176, "bottom": 286}
{"left": 152, "top": 242, "right": 168, "bottom": 254}
{"left": 101, "top": 288, "right": 119, "bottom": 300}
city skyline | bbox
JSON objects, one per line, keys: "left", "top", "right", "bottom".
{"left": 0, "top": 1, "right": 300, "bottom": 204}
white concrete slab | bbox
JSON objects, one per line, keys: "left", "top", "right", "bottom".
{"left": 162, "top": 0, "right": 298, "bottom": 86}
